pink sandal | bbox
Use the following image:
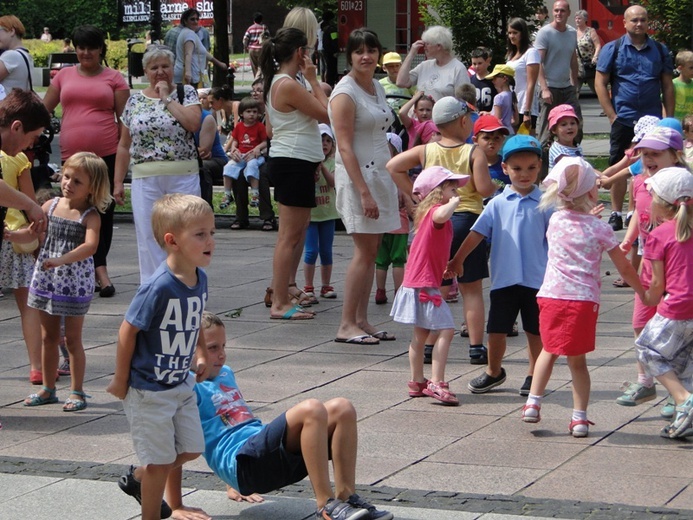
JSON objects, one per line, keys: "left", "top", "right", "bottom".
{"left": 408, "top": 379, "right": 429, "bottom": 397}
{"left": 521, "top": 404, "right": 541, "bottom": 423}
{"left": 569, "top": 419, "right": 595, "bottom": 438}
{"left": 423, "top": 381, "right": 459, "bottom": 406}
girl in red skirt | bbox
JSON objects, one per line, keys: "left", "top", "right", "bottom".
{"left": 521, "top": 157, "right": 645, "bottom": 437}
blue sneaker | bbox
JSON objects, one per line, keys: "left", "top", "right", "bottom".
{"left": 317, "top": 498, "right": 370, "bottom": 520}
{"left": 347, "top": 494, "right": 394, "bottom": 520}
{"left": 669, "top": 394, "right": 693, "bottom": 438}
{"left": 660, "top": 395, "right": 676, "bottom": 419}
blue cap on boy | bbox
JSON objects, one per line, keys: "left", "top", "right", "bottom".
{"left": 501, "top": 135, "right": 542, "bottom": 162}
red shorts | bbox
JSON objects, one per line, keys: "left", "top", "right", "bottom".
{"left": 538, "top": 298, "right": 599, "bottom": 356}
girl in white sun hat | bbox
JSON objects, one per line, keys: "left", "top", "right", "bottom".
{"left": 635, "top": 166, "right": 693, "bottom": 439}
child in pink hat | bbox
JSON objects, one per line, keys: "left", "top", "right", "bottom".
{"left": 390, "top": 166, "right": 469, "bottom": 405}
{"left": 547, "top": 104, "right": 582, "bottom": 170}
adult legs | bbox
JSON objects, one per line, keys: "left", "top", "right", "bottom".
{"left": 13, "top": 287, "right": 42, "bottom": 373}
{"left": 270, "top": 203, "right": 312, "bottom": 317}
{"left": 132, "top": 175, "right": 200, "bottom": 282}
{"left": 337, "top": 233, "right": 381, "bottom": 340}
{"left": 608, "top": 120, "right": 635, "bottom": 215}
{"left": 94, "top": 154, "right": 116, "bottom": 289}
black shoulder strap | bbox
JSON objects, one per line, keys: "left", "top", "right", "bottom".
{"left": 17, "top": 48, "right": 33, "bottom": 91}
{"left": 176, "top": 83, "right": 185, "bottom": 103}
{"left": 176, "top": 83, "right": 203, "bottom": 166}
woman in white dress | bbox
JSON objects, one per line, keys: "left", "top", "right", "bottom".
{"left": 505, "top": 18, "right": 540, "bottom": 134}
{"left": 330, "top": 29, "right": 400, "bottom": 344}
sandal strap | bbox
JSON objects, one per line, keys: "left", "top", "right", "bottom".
{"left": 70, "top": 390, "right": 91, "bottom": 399}
{"left": 42, "top": 386, "right": 56, "bottom": 395}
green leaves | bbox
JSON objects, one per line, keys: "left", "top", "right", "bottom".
{"left": 422, "top": 0, "right": 544, "bottom": 65}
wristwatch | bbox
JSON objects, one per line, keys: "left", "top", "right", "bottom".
{"left": 163, "top": 95, "right": 174, "bottom": 107}
{"left": 523, "top": 111, "right": 531, "bottom": 116}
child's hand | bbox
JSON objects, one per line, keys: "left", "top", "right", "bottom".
{"left": 445, "top": 259, "right": 463, "bottom": 279}
{"left": 590, "top": 203, "right": 605, "bottom": 218}
{"left": 226, "top": 486, "right": 264, "bottom": 503}
{"left": 43, "top": 256, "right": 63, "bottom": 269}
{"left": 170, "top": 505, "right": 212, "bottom": 520}
{"left": 106, "top": 377, "right": 129, "bottom": 400}
{"left": 619, "top": 240, "right": 632, "bottom": 253}
{"left": 598, "top": 175, "right": 612, "bottom": 189}
{"left": 448, "top": 196, "right": 460, "bottom": 208}
{"left": 194, "top": 358, "right": 210, "bottom": 382}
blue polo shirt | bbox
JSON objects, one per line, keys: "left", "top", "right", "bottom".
{"left": 596, "top": 35, "right": 673, "bottom": 127}
{"left": 471, "top": 185, "right": 551, "bottom": 291}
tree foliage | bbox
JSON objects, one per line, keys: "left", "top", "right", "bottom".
{"left": 641, "top": 0, "right": 692, "bottom": 53}
{"left": 422, "top": 0, "right": 543, "bottom": 64}
{"left": 275, "top": 0, "right": 337, "bottom": 18}
{"left": 0, "top": 0, "right": 121, "bottom": 40}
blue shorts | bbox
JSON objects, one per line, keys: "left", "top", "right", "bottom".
{"left": 235, "top": 413, "right": 308, "bottom": 495}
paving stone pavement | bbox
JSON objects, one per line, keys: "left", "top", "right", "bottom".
{"left": 1, "top": 96, "right": 691, "bottom": 519}
{"left": 1, "top": 209, "right": 692, "bottom": 519}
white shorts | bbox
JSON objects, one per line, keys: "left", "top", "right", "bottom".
{"left": 123, "top": 372, "right": 204, "bottom": 466}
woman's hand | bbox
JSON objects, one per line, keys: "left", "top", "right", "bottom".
{"left": 300, "top": 54, "right": 317, "bottom": 83}
{"left": 361, "top": 192, "right": 379, "bottom": 220}
{"left": 114, "top": 182, "right": 126, "bottom": 206}
{"left": 410, "top": 40, "right": 425, "bottom": 55}
{"left": 155, "top": 80, "right": 171, "bottom": 100}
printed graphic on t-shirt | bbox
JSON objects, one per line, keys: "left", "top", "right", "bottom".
{"left": 154, "top": 296, "right": 205, "bottom": 384}
{"left": 316, "top": 182, "right": 332, "bottom": 206}
{"left": 211, "top": 383, "right": 256, "bottom": 427}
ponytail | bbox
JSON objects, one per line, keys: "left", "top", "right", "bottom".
{"left": 674, "top": 198, "right": 693, "bottom": 243}
{"left": 259, "top": 27, "right": 307, "bottom": 103}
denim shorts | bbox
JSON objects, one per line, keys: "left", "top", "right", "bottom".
{"left": 235, "top": 412, "right": 308, "bottom": 495}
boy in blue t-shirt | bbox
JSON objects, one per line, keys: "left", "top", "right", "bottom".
{"left": 107, "top": 194, "right": 214, "bottom": 520}
{"left": 447, "top": 135, "right": 550, "bottom": 397}
{"left": 181, "top": 312, "right": 392, "bottom": 520}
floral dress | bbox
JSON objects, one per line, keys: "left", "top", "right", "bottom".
{"left": 577, "top": 28, "right": 596, "bottom": 79}
{"left": 28, "top": 198, "right": 96, "bottom": 316}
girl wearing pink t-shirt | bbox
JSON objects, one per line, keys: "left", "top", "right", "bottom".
{"left": 635, "top": 167, "right": 693, "bottom": 439}
{"left": 616, "top": 127, "right": 687, "bottom": 411}
{"left": 521, "top": 157, "right": 645, "bottom": 437}
{"left": 391, "top": 166, "right": 469, "bottom": 405}
{"left": 399, "top": 92, "right": 438, "bottom": 149}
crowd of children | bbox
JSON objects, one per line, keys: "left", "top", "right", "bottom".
{"left": 3, "top": 38, "right": 693, "bottom": 520}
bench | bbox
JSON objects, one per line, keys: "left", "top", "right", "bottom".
{"left": 48, "top": 52, "right": 80, "bottom": 70}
